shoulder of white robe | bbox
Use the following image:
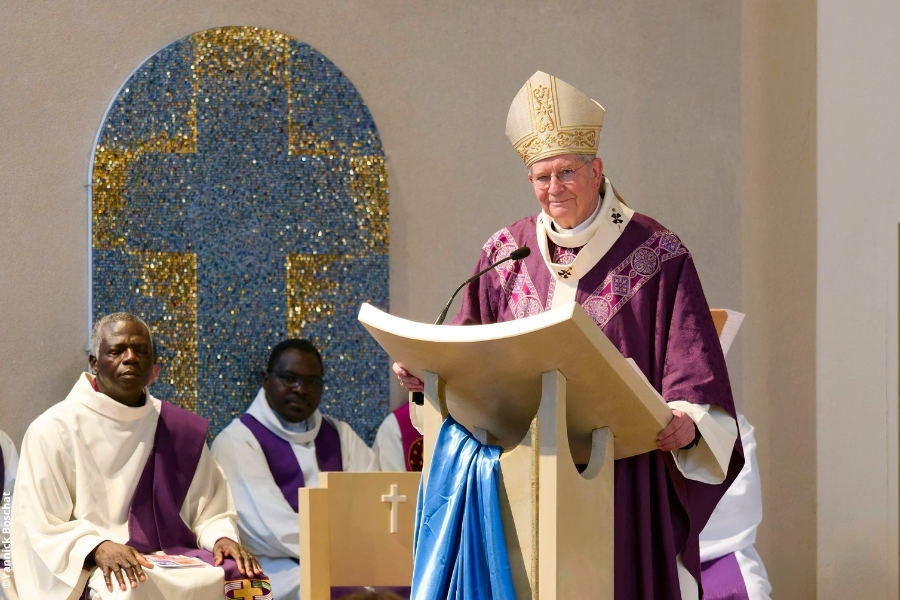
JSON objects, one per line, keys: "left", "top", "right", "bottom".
{"left": 0, "top": 429, "right": 18, "bottom": 495}
{"left": 329, "top": 416, "right": 377, "bottom": 472}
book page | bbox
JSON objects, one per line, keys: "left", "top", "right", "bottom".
{"left": 143, "top": 554, "right": 210, "bottom": 568}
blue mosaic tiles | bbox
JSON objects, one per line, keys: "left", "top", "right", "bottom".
{"left": 91, "top": 27, "right": 390, "bottom": 443}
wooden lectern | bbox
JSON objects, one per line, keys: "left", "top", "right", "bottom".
{"left": 358, "top": 301, "right": 673, "bottom": 599}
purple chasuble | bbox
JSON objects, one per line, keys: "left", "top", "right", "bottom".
{"left": 238, "top": 413, "right": 343, "bottom": 512}
{"left": 125, "top": 401, "right": 271, "bottom": 599}
{"left": 394, "top": 403, "right": 424, "bottom": 472}
{"left": 454, "top": 212, "right": 745, "bottom": 600}
{"left": 700, "top": 553, "right": 750, "bottom": 600}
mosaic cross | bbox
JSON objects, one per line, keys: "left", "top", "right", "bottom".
{"left": 91, "top": 27, "right": 390, "bottom": 441}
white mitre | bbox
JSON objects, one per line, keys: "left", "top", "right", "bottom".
{"left": 506, "top": 71, "right": 605, "bottom": 167}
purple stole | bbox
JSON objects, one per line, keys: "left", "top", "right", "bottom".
{"left": 238, "top": 413, "right": 342, "bottom": 512}
{"left": 394, "top": 403, "right": 423, "bottom": 472}
{"left": 122, "top": 401, "right": 272, "bottom": 599}
{"left": 700, "top": 553, "right": 750, "bottom": 600}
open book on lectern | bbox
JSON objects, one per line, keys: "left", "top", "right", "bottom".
{"left": 358, "top": 301, "right": 672, "bottom": 462}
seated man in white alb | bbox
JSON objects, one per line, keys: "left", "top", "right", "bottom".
{"left": 1, "top": 427, "right": 19, "bottom": 600}
{"left": 212, "top": 339, "right": 377, "bottom": 600}
{"left": 11, "top": 312, "right": 266, "bottom": 600}
{"left": 700, "top": 310, "right": 772, "bottom": 600}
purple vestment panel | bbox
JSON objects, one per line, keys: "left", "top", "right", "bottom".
{"left": 239, "top": 413, "right": 343, "bottom": 511}
{"left": 701, "top": 553, "right": 750, "bottom": 600}
{"left": 454, "top": 212, "right": 744, "bottom": 599}
{"left": 394, "top": 403, "right": 424, "bottom": 472}
{"left": 126, "top": 402, "right": 264, "bottom": 586}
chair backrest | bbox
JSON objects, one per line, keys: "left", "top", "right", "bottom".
{"left": 298, "top": 471, "right": 421, "bottom": 600}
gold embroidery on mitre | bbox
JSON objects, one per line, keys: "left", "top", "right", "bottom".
{"left": 532, "top": 85, "right": 556, "bottom": 132}
{"left": 507, "top": 71, "right": 605, "bottom": 167}
{"left": 516, "top": 129, "right": 599, "bottom": 163}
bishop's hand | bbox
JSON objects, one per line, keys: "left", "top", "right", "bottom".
{"left": 91, "top": 540, "right": 154, "bottom": 592}
{"left": 656, "top": 409, "right": 698, "bottom": 451}
{"left": 392, "top": 362, "right": 424, "bottom": 393}
{"left": 213, "top": 537, "right": 263, "bottom": 578}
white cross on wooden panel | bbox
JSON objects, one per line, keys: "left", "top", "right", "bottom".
{"left": 381, "top": 483, "right": 407, "bottom": 534}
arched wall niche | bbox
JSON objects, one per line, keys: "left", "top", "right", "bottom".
{"left": 90, "top": 26, "right": 390, "bottom": 441}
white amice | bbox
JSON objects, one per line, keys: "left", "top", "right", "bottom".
{"left": 10, "top": 374, "right": 240, "bottom": 600}
{"left": 211, "top": 389, "right": 377, "bottom": 600}
{"left": 536, "top": 177, "right": 635, "bottom": 311}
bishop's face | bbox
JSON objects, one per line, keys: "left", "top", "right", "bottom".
{"left": 262, "top": 349, "right": 323, "bottom": 423}
{"left": 529, "top": 154, "right": 604, "bottom": 229}
{"left": 89, "top": 320, "right": 154, "bottom": 407}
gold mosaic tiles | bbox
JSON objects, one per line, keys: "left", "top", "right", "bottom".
{"left": 91, "top": 27, "right": 390, "bottom": 440}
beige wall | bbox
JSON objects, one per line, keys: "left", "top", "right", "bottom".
{"left": 24, "top": 0, "right": 887, "bottom": 593}
{"left": 10, "top": 2, "right": 898, "bottom": 597}
{"left": 741, "top": 0, "right": 818, "bottom": 596}
{"left": 0, "top": 0, "right": 741, "bottom": 437}
{"left": 817, "top": 0, "right": 900, "bottom": 596}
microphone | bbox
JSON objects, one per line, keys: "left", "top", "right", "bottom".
{"left": 434, "top": 246, "right": 531, "bottom": 325}
{"left": 411, "top": 245, "right": 531, "bottom": 406}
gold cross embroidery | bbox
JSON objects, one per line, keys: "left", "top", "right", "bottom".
{"left": 557, "top": 267, "right": 572, "bottom": 279}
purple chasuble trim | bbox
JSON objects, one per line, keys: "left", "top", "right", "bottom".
{"left": 393, "top": 403, "right": 423, "bottom": 472}
{"left": 125, "top": 402, "right": 268, "bottom": 590}
{"left": 582, "top": 229, "right": 689, "bottom": 328}
{"left": 238, "top": 413, "right": 343, "bottom": 512}
{"left": 700, "top": 553, "right": 750, "bottom": 600}
{"left": 480, "top": 227, "right": 548, "bottom": 318}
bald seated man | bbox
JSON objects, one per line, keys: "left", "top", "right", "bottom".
{"left": 11, "top": 312, "right": 270, "bottom": 600}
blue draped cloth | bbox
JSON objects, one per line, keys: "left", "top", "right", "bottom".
{"left": 411, "top": 416, "right": 516, "bottom": 600}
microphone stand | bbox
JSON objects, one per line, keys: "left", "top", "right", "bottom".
{"left": 411, "top": 246, "right": 531, "bottom": 405}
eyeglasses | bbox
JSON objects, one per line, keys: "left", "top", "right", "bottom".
{"left": 272, "top": 370, "right": 324, "bottom": 391}
{"left": 530, "top": 160, "right": 591, "bottom": 190}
